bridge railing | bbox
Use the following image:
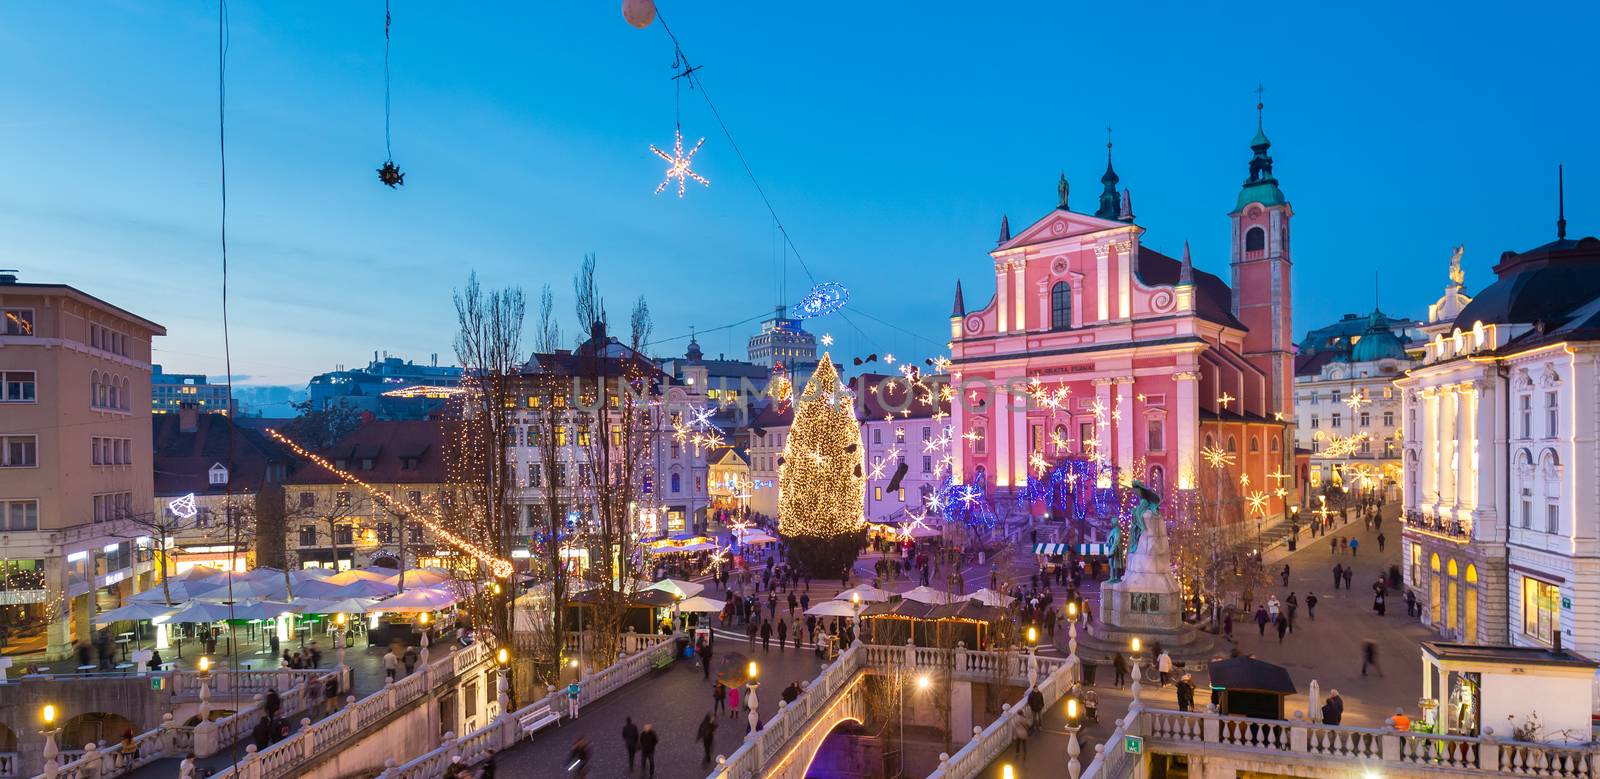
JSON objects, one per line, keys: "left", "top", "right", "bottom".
{"left": 1078, "top": 707, "right": 1599, "bottom": 779}
{"left": 927, "top": 659, "right": 1075, "bottom": 779}
{"left": 708, "top": 643, "right": 866, "bottom": 779}
{"left": 376, "top": 634, "right": 678, "bottom": 779}
{"left": 203, "top": 641, "right": 491, "bottom": 779}
{"left": 32, "top": 669, "right": 336, "bottom": 779}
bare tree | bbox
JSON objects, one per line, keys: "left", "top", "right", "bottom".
{"left": 449, "top": 272, "right": 527, "bottom": 647}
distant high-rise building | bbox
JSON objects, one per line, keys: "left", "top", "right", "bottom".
{"left": 746, "top": 306, "right": 818, "bottom": 374}
{"left": 152, "top": 365, "right": 234, "bottom": 415}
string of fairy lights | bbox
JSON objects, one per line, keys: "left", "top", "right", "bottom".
{"left": 265, "top": 428, "right": 515, "bottom": 579}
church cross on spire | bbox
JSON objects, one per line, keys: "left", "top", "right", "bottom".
{"left": 1096, "top": 124, "right": 1122, "bottom": 219}
{"left": 1558, "top": 164, "right": 1568, "bottom": 240}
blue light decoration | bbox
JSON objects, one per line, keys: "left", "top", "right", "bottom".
{"left": 936, "top": 470, "right": 998, "bottom": 535}
{"left": 1015, "top": 457, "right": 1120, "bottom": 523}
{"left": 792, "top": 281, "right": 850, "bottom": 319}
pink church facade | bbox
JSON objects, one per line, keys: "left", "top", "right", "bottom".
{"left": 949, "top": 118, "right": 1297, "bottom": 513}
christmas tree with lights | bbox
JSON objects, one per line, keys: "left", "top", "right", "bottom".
{"left": 778, "top": 354, "right": 867, "bottom": 575}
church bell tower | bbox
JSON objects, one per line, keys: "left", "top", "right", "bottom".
{"left": 1229, "top": 96, "right": 1294, "bottom": 418}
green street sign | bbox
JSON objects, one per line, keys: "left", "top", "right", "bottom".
{"left": 150, "top": 677, "right": 165, "bottom": 691}
{"left": 1562, "top": 597, "right": 1572, "bottom": 610}
{"left": 1125, "top": 735, "right": 1143, "bottom": 754}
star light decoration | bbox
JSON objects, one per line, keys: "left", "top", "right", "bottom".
{"left": 1201, "top": 444, "right": 1236, "bottom": 469}
{"left": 650, "top": 128, "right": 710, "bottom": 197}
{"left": 1246, "top": 491, "right": 1269, "bottom": 517}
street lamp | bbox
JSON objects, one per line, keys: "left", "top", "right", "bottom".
{"left": 334, "top": 613, "right": 348, "bottom": 669}
{"left": 1001, "top": 763, "right": 1016, "bottom": 779}
{"left": 1129, "top": 637, "right": 1144, "bottom": 701}
{"left": 745, "top": 661, "right": 762, "bottom": 734}
{"left": 40, "top": 704, "right": 61, "bottom": 779}
{"left": 495, "top": 647, "right": 511, "bottom": 713}
{"left": 1024, "top": 626, "right": 1039, "bottom": 687}
{"left": 1064, "top": 695, "right": 1084, "bottom": 779}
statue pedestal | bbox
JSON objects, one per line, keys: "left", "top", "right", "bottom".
{"left": 1083, "top": 507, "right": 1218, "bottom": 663}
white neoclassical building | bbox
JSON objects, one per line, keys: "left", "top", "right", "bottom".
{"left": 1399, "top": 232, "right": 1600, "bottom": 683}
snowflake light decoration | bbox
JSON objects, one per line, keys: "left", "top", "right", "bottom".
{"left": 168, "top": 493, "right": 198, "bottom": 520}
{"left": 650, "top": 129, "right": 710, "bottom": 197}
{"left": 1246, "top": 491, "right": 1269, "bottom": 516}
{"left": 1201, "top": 444, "right": 1236, "bottom": 469}
{"left": 793, "top": 282, "right": 850, "bottom": 319}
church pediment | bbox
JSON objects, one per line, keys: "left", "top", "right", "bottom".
{"left": 998, "top": 209, "right": 1131, "bottom": 252}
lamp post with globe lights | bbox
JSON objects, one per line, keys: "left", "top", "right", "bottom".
{"left": 745, "top": 661, "right": 761, "bottom": 734}
{"left": 40, "top": 704, "right": 61, "bottom": 779}
{"left": 1064, "top": 694, "right": 1085, "bottom": 779}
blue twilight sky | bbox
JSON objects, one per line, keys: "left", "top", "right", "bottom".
{"left": 2, "top": 2, "right": 1597, "bottom": 386}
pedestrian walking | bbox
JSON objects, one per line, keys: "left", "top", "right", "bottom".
{"left": 383, "top": 648, "right": 398, "bottom": 681}
{"left": 639, "top": 725, "right": 658, "bottom": 778}
{"left": 1333, "top": 563, "right": 1343, "bottom": 589}
{"left": 1343, "top": 567, "right": 1353, "bottom": 589}
{"left": 1377, "top": 532, "right": 1386, "bottom": 552}
{"left": 1405, "top": 590, "right": 1417, "bottom": 617}
{"left": 1281, "top": 565, "right": 1290, "bottom": 587}
{"left": 1255, "top": 605, "right": 1269, "bottom": 636}
{"left": 1176, "top": 674, "right": 1195, "bottom": 711}
{"left": 622, "top": 716, "right": 640, "bottom": 770}
{"left": 1329, "top": 536, "right": 1338, "bottom": 556}
{"left": 1223, "top": 611, "right": 1234, "bottom": 640}
{"left": 1373, "top": 590, "right": 1386, "bottom": 616}
{"left": 1306, "top": 592, "right": 1318, "bottom": 620}
{"left": 697, "top": 714, "right": 718, "bottom": 764}
{"left": 265, "top": 687, "right": 281, "bottom": 719}
{"left": 1156, "top": 650, "right": 1172, "bottom": 686}
{"left": 1113, "top": 651, "right": 1129, "bottom": 688}
{"left": 728, "top": 685, "right": 741, "bottom": 719}
{"left": 1011, "top": 708, "right": 1030, "bottom": 756}
{"left": 1361, "top": 639, "right": 1382, "bottom": 677}
{"left": 760, "top": 620, "right": 773, "bottom": 653}
{"left": 1349, "top": 537, "right": 1359, "bottom": 556}
{"left": 713, "top": 681, "right": 727, "bottom": 715}
{"left": 1275, "top": 613, "right": 1288, "bottom": 643}
{"left": 777, "top": 620, "right": 788, "bottom": 652}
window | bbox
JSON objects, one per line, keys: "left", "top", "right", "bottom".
{"left": 1249, "top": 436, "right": 1260, "bottom": 452}
{"left": 2, "top": 308, "right": 34, "bottom": 335}
{"left": 376, "top": 523, "right": 395, "bottom": 543}
{"left": 1360, "top": 438, "right": 1371, "bottom": 454}
{"left": 1359, "top": 412, "right": 1370, "bottom": 427}
{"left": 895, "top": 428, "right": 905, "bottom": 442}
{"left": 1520, "top": 395, "right": 1532, "bottom": 438}
{"left": 1146, "top": 420, "right": 1164, "bottom": 452}
{"left": 898, "top": 488, "right": 906, "bottom": 501}
{"left": 1226, "top": 436, "right": 1237, "bottom": 453}
{"left": 553, "top": 464, "right": 566, "bottom": 486}
{"left": 1546, "top": 504, "right": 1560, "bottom": 534}
{"left": 577, "top": 429, "right": 591, "bottom": 447}
{"left": 1, "top": 371, "right": 35, "bottom": 402}
{"left": 1410, "top": 544, "right": 1421, "bottom": 587}
{"left": 1522, "top": 577, "right": 1560, "bottom": 645}
{"left": 922, "top": 455, "right": 932, "bottom": 473}
{"left": 335, "top": 491, "right": 352, "bottom": 509}
{"left": 1244, "top": 227, "right": 1265, "bottom": 252}
{"left": 1383, "top": 411, "right": 1394, "bottom": 427}
{"left": 1331, "top": 390, "right": 1341, "bottom": 405}
{"left": 299, "top": 526, "right": 318, "bottom": 546}
{"left": 208, "top": 464, "right": 228, "bottom": 486}
{"left": 921, "top": 427, "right": 932, "bottom": 441}
{"left": 1309, "top": 391, "right": 1318, "bottom": 404}
{"left": 1383, "top": 387, "right": 1393, "bottom": 399}
{"left": 874, "top": 486, "right": 883, "bottom": 501}
{"left": 1270, "top": 436, "right": 1280, "bottom": 453}
{"left": 1520, "top": 490, "right": 1532, "bottom": 529}
{"left": 555, "top": 427, "right": 568, "bottom": 447}
{"left": 1050, "top": 282, "right": 1072, "bottom": 330}
{"left": 92, "top": 492, "right": 132, "bottom": 523}
{"left": 1332, "top": 413, "right": 1342, "bottom": 429}
{"left": 2, "top": 499, "right": 38, "bottom": 530}
{"left": 1545, "top": 391, "right": 1558, "bottom": 437}
{"left": 408, "top": 490, "right": 422, "bottom": 506}
{"left": 1310, "top": 415, "right": 1319, "bottom": 429}
{"left": 873, "top": 428, "right": 881, "bottom": 444}
{"left": 670, "top": 473, "right": 682, "bottom": 494}
{"left": 1, "top": 435, "right": 36, "bottom": 467}
{"left": 335, "top": 525, "right": 354, "bottom": 545}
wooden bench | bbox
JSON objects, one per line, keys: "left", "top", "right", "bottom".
{"left": 649, "top": 652, "right": 674, "bottom": 672}
{"left": 519, "top": 705, "right": 560, "bottom": 736}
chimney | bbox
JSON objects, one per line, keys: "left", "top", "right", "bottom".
{"left": 178, "top": 402, "right": 199, "bottom": 433}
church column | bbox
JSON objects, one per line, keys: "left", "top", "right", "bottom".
{"left": 1457, "top": 382, "right": 1477, "bottom": 513}
{"left": 950, "top": 380, "right": 966, "bottom": 483}
{"left": 993, "top": 381, "right": 1012, "bottom": 487}
{"left": 1115, "top": 376, "right": 1136, "bottom": 476}
{"left": 1440, "top": 387, "right": 1458, "bottom": 505}
{"left": 1013, "top": 262, "right": 1027, "bottom": 332}
{"left": 1094, "top": 245, "right": 1111, "bottom": 322}
{"left": 1421, "top": 388, "right": 1439, "bottom": 505}
{"left": 1174, "top": 371, "right": 1200, "bottom": 489}
{"left": 1092, "top": 378, "right": 1115, "bottom": 473}
{"left": 996, "top": 259, "right": 1011, "bottom": 333}
{"left": 1117, "top": 240, "right": 1133, "bottom": 320}
{"left": 1472, "top": 379, "right": 1497, "bottom": 534}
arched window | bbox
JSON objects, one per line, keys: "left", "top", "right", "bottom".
{"left": 1226, "top": 436, "right": 1237, "bottom": 453}
{"left": 1249, "top": 436, "right": 1260, "bottom": 452}
{"left": 1541, "top": 449, "right": 1561, "bottom": 533}
{"left": 1270, "top": 435, "right": 1280, "bottom": 453}
{"left": 121, "top": 377, "right": 131, "bottom": 410}
{"left": 91, "top": 371, "right": 101, "bottom": 408}
{"left": 1245, "top": 227, "right": 1266, "bottom": 252}
{"left": 1148, "top": 464, "right": 1165, "bottom": 495}
{"left": 1429, "top": 553, "right": 1442, "bottom": 626}
{"left": 1050, "top": 282, "right": 1072, "bottom": 331}
{"left": 1447, "top": 559, "right": 1460, "bottom": 633}
{"left": 1465, "top": 564, "right": 1479, "bottom": 640}
{"left": 1204, "top": 434, "right": 1215, "bottom": 450}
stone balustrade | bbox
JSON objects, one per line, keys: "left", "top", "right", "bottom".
{"left": 928, "top": 660, "right": 1076, "bottom": 779}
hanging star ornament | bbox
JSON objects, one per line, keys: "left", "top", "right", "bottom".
{"left": 650, "top": 128, "right": 709, "bottom": 197}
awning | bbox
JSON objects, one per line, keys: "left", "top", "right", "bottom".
{"left": 1032, "top": 543, "right": 1108, "bottom": 556}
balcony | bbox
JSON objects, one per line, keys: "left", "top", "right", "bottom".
{"left": 1402, "top": 510, "right": 1472, "bottom": 543}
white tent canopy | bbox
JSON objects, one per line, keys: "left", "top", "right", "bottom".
{"left": 834, "top": 585, "right": 891, "bottom": 603}
{"left": 225, "top": 600, "right": 304, "bottom": 621}
{"left": 367, "top": 586, "right": 457, "bottom": 614}
{"left": 805, "top": 601, "right": 859, "bottom": 618}
{"left": 382, "top": 568, "right": 452, "bottom": 588}
{"left": 963, "top": 588, "right": 1011, "bottom": 608}
{"left": 902, "top": 586, "right": 954, "bottom": 605}
{"left": 296, "top": 577, "right": 397, "bottom": 600}
{"left": 642, "top": 578, "right": 705, "bottom": 600}
{"left": 298, "top": 597, "right": 380, "bottom": 615}
{"left": 676, "top": 595, "right": 726, "bottom": 613}
{"left": 737, "top": 532, "right": 777, "bottom": 546}
{"left": 195, "top": 577, "right": 287, "bottom": 602}
{"left": 327, "top": 567, "right": 394, "bottom": 586}
{"left": 165, "top": 601, "right": 241, "bottom": 624}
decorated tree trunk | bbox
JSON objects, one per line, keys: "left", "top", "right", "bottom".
{"left": 778, "top": 354, "right": 867, "bottom": 575}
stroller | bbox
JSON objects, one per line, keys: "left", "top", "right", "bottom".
{"left": 1082, "top": 688, "right": 1100, "bottom": 725}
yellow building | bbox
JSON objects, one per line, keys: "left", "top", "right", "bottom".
{"left": 0, "top": 276, "right": 166, "bottom": 659}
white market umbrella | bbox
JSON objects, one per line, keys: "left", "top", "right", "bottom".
{"left": 902, "top": 586, "right": 953, "bottom": 605}
{"left": 676, "top": 595, "right": 726, "bottom": 613}
{"left": 242, "top": 567, "right": 287, "bottom": 582}
{"left": 226, "top": 600, "right": 304, "bottom": 621}
{"left": 290, "top": 567, "right": 337, "bottom": 584}
{"left": 95, "top": 602, "right": 177, "bottom": 627}
{"left": 1308, "top": 679, "right": 1322, "bottom": 723}
{"left": 903, "top": 523, "right": 942, "bottom": 539}
{"left": 197, "top": 577, "right": 287, "bottom": 602}
{"left": 295, "top": 578, "right": 397, "bottom": 599}
{"left": 384, "top": 569, "right": 452, "bottom": 588}
{"left": 175, "top": 565, "right": 225, "bottom": 582}
{"left": 964, "top": 588, "right": 1011, "bottom": 608}
{"left": 643, "top": 578, "right": 705, "bottom": 599}
{"left": 166, "top": 601, "right": 241, "bottom": 624}
{"left": 805, "top": 600, "right": 860, "bottom": 618}
{"left": 327, "top": 567, "right": 393, "bottom": 586}
{"left": 835, "top": 585, "right": 891, "bottom": 603}
{"left": 298, "top": 597, "right": 380, "bottom": 615}
{"left": 369, "top": 586, "right": 458, "bottom": 614}
{"left": 737, "top": 532, "right": 778, "bottom": 545}
{"left": 131, "top": 579, "right": 221, "bottom": 604}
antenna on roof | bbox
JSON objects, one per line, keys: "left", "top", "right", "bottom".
{"left": 1557, "top": 164, "right": 1568, "bottom": 240}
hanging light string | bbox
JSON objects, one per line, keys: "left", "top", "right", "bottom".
{"left": 384, "top": 0, "right": 393, "bottom": 161}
